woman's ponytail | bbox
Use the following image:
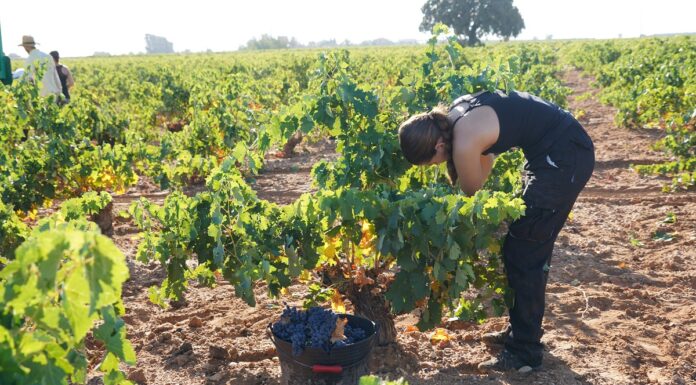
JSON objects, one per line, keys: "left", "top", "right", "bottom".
{"left": 428, "top": 106, "right": 458, "bottom": 184}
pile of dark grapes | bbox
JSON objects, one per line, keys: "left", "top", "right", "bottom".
{"left": 307, "top": 306, "right": 339, "bottom": 351}
{"left": 271, "top": 305, "right": 368, "bottom": 355}
{"left": 271, "top": 305, "right": 308, "bottom": 355}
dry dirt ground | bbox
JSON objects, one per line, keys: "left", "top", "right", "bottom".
{"left": 102, "top": 70, "right": 695, "bottom": 385}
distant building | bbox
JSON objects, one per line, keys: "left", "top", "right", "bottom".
{"left": 145, "top": 34, "right": 174, "bottom": 54}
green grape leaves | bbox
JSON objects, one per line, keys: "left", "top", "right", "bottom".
{"left": 0, "top": 226, "right": 133, "bottom": 384}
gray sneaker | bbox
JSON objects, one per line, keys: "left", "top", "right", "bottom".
{"left": 480, "top": 326, "right": 511, "bottom": 345}
{"left": 477, "top": 349, "right": 541, "bottom": 373}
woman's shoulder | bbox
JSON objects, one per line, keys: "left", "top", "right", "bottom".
{"left": 450, "top": 90, "right": 489, "bottom": 108}
{"left": 452, "top": 108, "right": 500, "bottom": 152}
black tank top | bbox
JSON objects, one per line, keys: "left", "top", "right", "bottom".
{"left": 450, "top": 90, "right": 575, "bottom": 159}
{"left": 56, "top": 64, "right": 70, "bottom": 100}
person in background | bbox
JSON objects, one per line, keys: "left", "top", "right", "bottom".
{"left": 49, "top": 50, "right": 74, "bottom": 103}
{"left": 12, "top": 68, "right": 26, "bottom": 80}
{"left": 18, "top": 35, "right": 62, "bottom": 99}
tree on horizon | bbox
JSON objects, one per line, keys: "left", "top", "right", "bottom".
{"left": 420, "top": 0, "right": 525, "bottom": 45}
{"left": 145, "top": 34, "right": 174, "bottom": 54}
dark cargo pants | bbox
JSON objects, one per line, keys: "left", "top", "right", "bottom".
{"left": 503, "top": 122, "right": 595, "bottom": 367}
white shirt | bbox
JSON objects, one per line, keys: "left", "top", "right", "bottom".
{"left": 25, "top": 49, "right": 62, "bottom": 97}
{"left": 12, "top": 68, "right": 25, "bottom": 79}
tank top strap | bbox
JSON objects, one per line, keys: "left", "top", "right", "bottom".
{"left": 450, "top": 94, "right": 475, "bottom": 110}
{"left": 449, "top": 91, "right": 493, "bottom": 125}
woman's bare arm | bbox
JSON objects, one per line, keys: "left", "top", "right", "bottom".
{"left": 480, "top": 154, "right": 496, "bottom": 181}
{"left": 451, "top": 108, "right": 500, "bottom": 195}
{"left": 453, "top": 144, "right": 486, "bottom": 195}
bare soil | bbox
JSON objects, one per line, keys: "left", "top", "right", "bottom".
{"left": 104, "top": 71, "right": 696, "bottom": 385}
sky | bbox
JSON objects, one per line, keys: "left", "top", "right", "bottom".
{"left": 1, "top": 0, "right": 695, "bottom": 58}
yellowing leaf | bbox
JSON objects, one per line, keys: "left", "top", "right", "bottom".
{"left": 322, "top": 242, "right": 337, "bottom": 260}
{"left": 27, "top": 208, "right": 38, "bottom": 221}
{"left": 430, "top": 328, "right": 452, "bottom": 343}
{"left": 359, "top": 221, "right": 376, "bottom": 248}
{"left": 101, "top": 172, "right": 113, "bottom": 184}
{"left": 298, "top": 270, "right": 312, "bottom": 283}
{"left": 331, "top": 290, "right": 346, "bottom": 314}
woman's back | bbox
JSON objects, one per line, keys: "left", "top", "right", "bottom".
{"left": 452, "top": 90, "right": 574, "bottom": 159}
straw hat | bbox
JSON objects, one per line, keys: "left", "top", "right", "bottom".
{"left": 19, "top": 35, "right": 38, "bottom": 47}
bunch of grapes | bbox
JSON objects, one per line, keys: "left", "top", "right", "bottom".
{"left": 307, "top": 307, "right": 339, "bottom": 351}
{"left": 344, "top": 324, "right": 366, "bottom": 344}
{"left": 288, "top": 323, "right": 307, "bottom": 355}
{"left": 271, "top": 305, "right": 309, "bottom": 355}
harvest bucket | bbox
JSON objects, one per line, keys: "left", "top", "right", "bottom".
{"left": 269, "top": 314, "right": 377, "bottom": 385}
